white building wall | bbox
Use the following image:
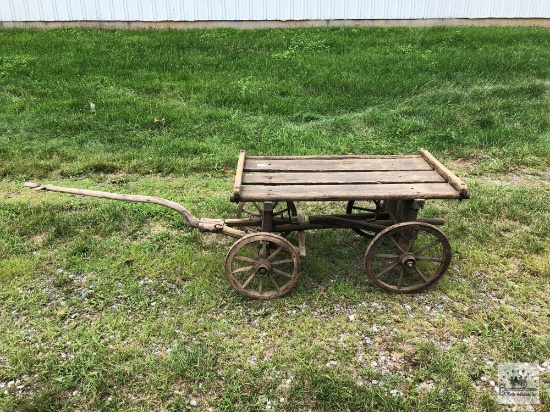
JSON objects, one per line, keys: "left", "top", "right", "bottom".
{"left": 1, "top": 0, "right": 549, "bottom": 22}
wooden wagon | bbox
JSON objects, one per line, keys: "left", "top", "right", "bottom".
{"left": 25, "top": 149, "right": 469, "bottom": 299}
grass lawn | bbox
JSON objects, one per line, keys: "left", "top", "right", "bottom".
{"left": 0, "top": 26, "right": 549, "bottom": 411}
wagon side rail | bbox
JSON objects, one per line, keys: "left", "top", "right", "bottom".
{"left": 419, "top": 149, "right": 469, "bottom": 199}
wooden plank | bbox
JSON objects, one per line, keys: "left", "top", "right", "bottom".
{"left": 237, "top": 183, "right": 461, "bottom": 202}
{"left": 241, "top": 170, "right": 446, "bottom": 185}
{"left": 247, "top": 155, "right": 421, "bottom": 160}
{"left": 231, "top": 150, "right": 246, "bottom": 201}
{"left": 419, "top": 149, "right": 470, "bottom": 199}
{"left": 243, "top": 157, "right": 433, "bottom": 172}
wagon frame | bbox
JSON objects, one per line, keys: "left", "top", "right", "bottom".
{"left": 25, "top": 149, "right": 469, "bottom": 299}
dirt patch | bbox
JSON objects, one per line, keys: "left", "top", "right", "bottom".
{"left": 200, "top": 232, "right": 234, "bottom": 248}
{"left": 478, "top": 172, "right": 549, "bottom": 188}
{"left": 149, "top": 221, "right": 174, "bottom": 235}
{"left": 30, "top": 233, "right": 47, "bottom": 246}
{"left": 451, "top": 156, "right": 482, "bottom": 170}
{"left": 449, "top": 159, "right": 550, "bottom": 188}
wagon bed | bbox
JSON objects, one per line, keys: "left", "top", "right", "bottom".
{"left": 231, "top": 149, "right": 469, "bottom": 202}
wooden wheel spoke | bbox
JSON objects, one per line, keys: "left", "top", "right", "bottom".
{"left": 241, "top": 272, "right": 256, "bottom": 289}
{"left": 268, "top": 246, "right": 283, "bottom": 261}
{"left": 272, "top": 267, "right": 293, "bottom": 279}
{"left": 375, "top": 260, "right": 400, "bottom": 280}
{"left": 271, "top": 258, "right": 294, "bottom": 266}
{"left": 234, "top": 255, "right": 256, "bottom": 263}
{"left": 397, "top": 267, "right": 404, "bottom": 289}
{"left": 414, "top": 267, "right": 429, "bottom": 283}
{"left": 245, "top": 245, "right": 259, "bottom": 259}
{"left": 373, "top": 254, "right": 401, "bottom": 260}
{"left": 258, "top": 277, "right": 263, "bottom": 294}
{"left": 242, "top": 208, "right": 262, "bottom": 217}
{"left": 416, "top": 256, "right": 444, "bottom": 262}
{"left": 260, "top": 241, "right": 268, "bottom": 259}
{"left": 268, "top": 274, "right": 280, "bottom": 291}
{"left": 388, "top": 235, "right": 406, "bottom": 254}
{"left": 273, "top": 208, "right": 290, "bottom": 217}
{"left": 405, "top": 230, "right": 420, "bottom": 253}
{"left": 232, "top": 265, "right": 254, "bottom": 274}
{"left": 252, "top": 202, "right": 263, "bottom": 213}
{"left": 413, "top": 239, "right": 441, "bottom": 255}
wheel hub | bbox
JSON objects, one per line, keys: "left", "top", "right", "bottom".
{"left": 254, "top": 259, "right": 272, "bottom": 277}
{"left": 400, "top": 253, "right": 416, "bottom": 269}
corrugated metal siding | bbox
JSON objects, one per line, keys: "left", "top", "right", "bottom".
{"left": 1, "top": 0, "right": 550, "bottom": 22}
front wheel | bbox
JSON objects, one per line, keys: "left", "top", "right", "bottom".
{"left": 225, "top": 233, "right": 300, "bottom": 299}
{"left": 365, "top": 222, "right": 451, "bottom": 293}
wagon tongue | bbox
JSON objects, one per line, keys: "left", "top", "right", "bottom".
{"left": 24, "top": 181, "right": 200, "bottom": 228}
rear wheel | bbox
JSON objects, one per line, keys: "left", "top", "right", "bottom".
{"left": 365, "top": 222, "right": 451, "bottom": 293}
{"left": 346, "top": 200, "right": 385, "bottom": 237}
{"left": 236, "top": 201, "right": 297, "bottom": 236}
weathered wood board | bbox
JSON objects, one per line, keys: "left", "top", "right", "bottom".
{"left": 231, "top": 151, "right": 469, "bottom": 202}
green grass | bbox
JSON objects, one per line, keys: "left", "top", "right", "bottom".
{"left": 0, "top": 26, "right": 549, "bottom": 411}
